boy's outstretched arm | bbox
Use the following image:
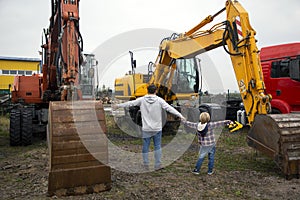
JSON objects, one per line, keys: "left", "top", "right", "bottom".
{"left": 210, "top": 120, "right": 232, "bottom": 129}
{"left": 182, "top": 120, "right": 198, "bottom": 130}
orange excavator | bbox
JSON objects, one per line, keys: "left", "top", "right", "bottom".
{"left": 10, "top": 0, "right": 111, "bottom": 196}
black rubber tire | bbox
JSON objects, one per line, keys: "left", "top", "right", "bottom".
{"left": 9, "top": 109, "right": 22, "bottom": 146}
{"left": 21, "top": 108, "right": 33, "bottom": 146}
{"left": 271, "top": 108, "right": 281, "bottom": 114}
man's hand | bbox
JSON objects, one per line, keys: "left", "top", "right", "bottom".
{"left": 180, "top": 117, "right": 186, "bottom": 122}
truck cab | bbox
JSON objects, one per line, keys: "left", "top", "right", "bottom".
{"left": 260, "top": 43, "right": 300, "bottom": 113}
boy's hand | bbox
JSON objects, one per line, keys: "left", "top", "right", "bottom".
{"left": 225, "top": 120, "right": 233, "bottom": 126}
{"left": 226, "top": 121, "right": 234, "bottom": 128}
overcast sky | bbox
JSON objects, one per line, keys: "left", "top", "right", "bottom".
{"left": 0, "top": 0, "right": 299, "bottom": 91}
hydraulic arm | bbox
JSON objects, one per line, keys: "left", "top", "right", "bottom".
{"left": 151, "top": 0, "right": 271, "bottom": 125}
{"left": 42, "top": 0, "right": 83, "bottom": 101}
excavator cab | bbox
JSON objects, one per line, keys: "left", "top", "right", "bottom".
{"left": 171, "top": 58, "right": 200, "bottom": 94}
{"left": 80, "top": 54, "right": 98, "bottom": 99}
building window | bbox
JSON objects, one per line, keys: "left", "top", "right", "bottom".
{"left": 18, "top": 70, "right": 25, "bottom": 75}
{"left": 26, "top": 71, "right": 32, "bottom": 75}
{"left": 0, "top": 70, "right": 35, "bottom": 76}
{"left": 2, "top": 70, "right": 9, "bottom": 74}
{"left": 10, "top": 70, "right": 17, "bottom": 75}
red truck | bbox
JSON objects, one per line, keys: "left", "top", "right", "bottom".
{"left": 260, "top": 42, "right": 300, "bottom": 114}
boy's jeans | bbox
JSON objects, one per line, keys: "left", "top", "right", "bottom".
{"left": 142, "top": 130, "right": 162, "bottom": 168}
{"left": 195, "top": 145, "right": 216, "bottom": 172}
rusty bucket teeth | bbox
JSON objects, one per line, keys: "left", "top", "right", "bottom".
{"left": 47, "top": 100, "right": 111, "bottom": 196}
{"left": 248, "top": 113, "right": 300, "bottom": 178}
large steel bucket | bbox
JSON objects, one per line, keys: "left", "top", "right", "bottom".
{"left": 48, "top": 101, "right": 111, "bottom": 196}
{"left": 248, "top": 114, "right": 300, "bottom": 178}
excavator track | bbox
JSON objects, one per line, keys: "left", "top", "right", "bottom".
{"left": 48, "top": 100, "right": 111, "bottom": 196}
{"left": 248, "top": 113, "right": 300, "bottom": 179}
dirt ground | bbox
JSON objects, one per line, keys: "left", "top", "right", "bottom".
{"left": 0, "top": 117, "right": 300, "bottom": 200}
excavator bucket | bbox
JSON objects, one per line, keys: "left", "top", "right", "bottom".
{"left": 248, "top": 114, "right": 300, "bottom": 178}
{"left": 47, "top": 100, "right": 111, "bottom": 196}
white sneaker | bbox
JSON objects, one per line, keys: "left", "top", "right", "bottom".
{"left": 192, "top": 169, "right": 200, "bottom": 175}
{"left": 207, "top": 170, "right": 214, "bottom": 175}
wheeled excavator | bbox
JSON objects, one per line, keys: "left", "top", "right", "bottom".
{"left": 115, "top": 0, "right": 300, "bottom": 178}
{"left": 10, "top": 0, "right": 111, "bottom": 195}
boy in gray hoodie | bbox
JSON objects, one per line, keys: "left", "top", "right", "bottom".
{"left": 113, "top": 84, "right": 185, "bottom": 170}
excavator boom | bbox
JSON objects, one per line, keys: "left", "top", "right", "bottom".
{"left": 156, "top": 0, "right": 271, "bottom": 125}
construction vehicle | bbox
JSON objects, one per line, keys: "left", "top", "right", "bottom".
{"left": 10, "top": 0, "right": 111, "bottom": 195}
{"left": 114, "top": 0, "right": 300, "bottom": 178}
{"left": 115, "top": 51, "right": 200, "bottom": 134}
{"left": 10, "top": 53, "right": 98, "bottom": 144}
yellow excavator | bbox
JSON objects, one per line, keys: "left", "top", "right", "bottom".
{"left": 115, "top": 51, "right": 201, "bottom": 134}
{"left": 115, "top": 0, "right": 300, "bottom": 178}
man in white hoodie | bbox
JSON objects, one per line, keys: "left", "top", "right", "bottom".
{"left": 113, "top": 84, "right": 185, "bottom": 170}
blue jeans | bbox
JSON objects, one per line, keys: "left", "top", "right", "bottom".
{"left": 195, "top": 145, "right": 216, "bottom": 172}
{"left": 142, "top": 130, "right": 162, "bottom": 168}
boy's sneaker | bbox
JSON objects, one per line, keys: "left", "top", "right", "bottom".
{"left": 192, "top": 169, "right": 200, "bottom": 175}
{"left": 207, "top": 170, "right": 214, "bottom": 175}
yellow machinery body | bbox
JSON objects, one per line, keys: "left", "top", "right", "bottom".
{"left": 115, "top": 0, "right": 300, "bottom": 178}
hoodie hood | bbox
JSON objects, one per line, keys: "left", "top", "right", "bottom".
{"left": 144, "top": 95, "right": 158, "bottom": 104}
{"left": 197, "top": 122, "right": 207, "bottom": 131}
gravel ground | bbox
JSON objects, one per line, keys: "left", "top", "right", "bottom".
{"left": 0, "top": 122, "right": 300, "bottom": 200}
